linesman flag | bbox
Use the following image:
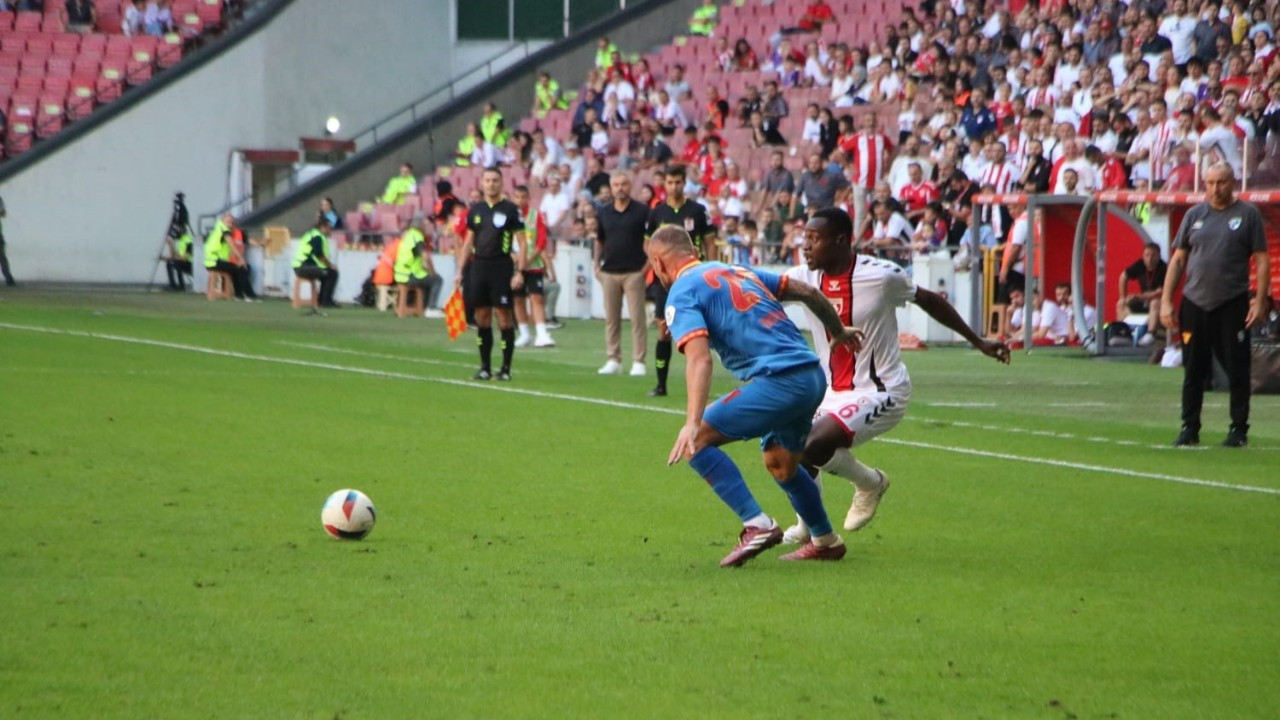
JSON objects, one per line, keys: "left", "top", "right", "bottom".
{"left": 443, "top": 289, "right": 467, "bottom": 340}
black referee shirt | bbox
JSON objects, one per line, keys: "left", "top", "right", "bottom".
{"left": 467, "top": 199, "right": 524, "bottom": 259}
{"left": 597, "top": 200, "right": 649, "bottom": 273}
{"left": 646, "top": 199, "right": 711, "bottom": 259}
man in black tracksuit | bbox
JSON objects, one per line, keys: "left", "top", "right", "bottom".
{"left": 1162, "top": 163, "right": 1271, "bottom": 448}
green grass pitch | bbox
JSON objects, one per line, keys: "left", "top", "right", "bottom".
{"left": 1, "top": 289, "right": 1277, "bottom": 719}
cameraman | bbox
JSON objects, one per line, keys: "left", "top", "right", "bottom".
{"left": 164, "top": 193, "right": 193, "bottom": 291}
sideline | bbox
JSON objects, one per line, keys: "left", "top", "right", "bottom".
{"left": 3, "top": 321, "right": 1277, "bottom": 497}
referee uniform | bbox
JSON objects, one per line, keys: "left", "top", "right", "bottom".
{"left": 465, "top": 198, "right": 525, "bottom": 380}
{"left": 645, "top": 198, "right": 711, "bottom": 395}
{"left": 1169, "top": 197, "right": 1268, "bottom": 446}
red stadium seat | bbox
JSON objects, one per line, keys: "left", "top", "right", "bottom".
{"left": 127, "top": 41, "right": 156, "bottom": 84}
{"left": 25, "top": 35, "right": 54, "bottom": 55}
{"left": 9, "top": 95, "right": 38, "bottom": 122}
{"left": 40, "top": 14, "right": 65, "bottom": 33}
{"left": 180, "top": 12, "right": 202, "bottom": 35}
{"left": 67, "top": 77, "right": 96, "bottom": 119}
{"left": 36, "top": 96, "right": 66, "bottom": 138}
{"left": 0, "top": 11, "right": 14, "bottom": 31}
{"left": 13, "top": 10, "right": 41, "bottom": 32}
{"left": 97, "top": 64, "right": 124, "bottom": 102}
{"left": 7, "top": 121, "right": 34, "bottom": 155}
{"left": 79, "top": 33, "right": 106, "bottom": 53}
{"left": 157, "top": 33, "right": 182, "bottom": 67}
{"left": 52, "top": 35, "right": 80, "bottom": 56}
{"left": 17, "top": 74, "right": 45, "bottom": 92}
{"left": 47, "top": 57, "right": 73, "bottom": 78}
{"left": 0, "top": 64, "right": 16, "bottom": 84}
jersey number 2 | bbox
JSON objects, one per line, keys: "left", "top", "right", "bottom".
{"left": 704, "top": 268, "right": 763, "bottom": 312}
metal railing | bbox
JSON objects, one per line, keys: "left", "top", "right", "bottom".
{"left": 203, "top": 13, "right": 593, "bottom": 228}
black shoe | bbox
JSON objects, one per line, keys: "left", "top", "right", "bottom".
{"left": 473, "top": 369, "right": 492, "bottom": 381}
{"left": 496, "top": 369, "right": 512, "bottom": 381}
{"left": 648, "top": 386, "right": 667, "bottom": 397}
{"left": 1172, "top": 426, "right": 1200, "bottom": 447}
{"left": 1222, "top": 425, "right": 1248, "bottom": 448}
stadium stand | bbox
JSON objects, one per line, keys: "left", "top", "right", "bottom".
{"left": 364, "top": 0, "right": 1280, "bottom": 271}
{"left": 0, "top": 0, "right": 245, "bottom": 160}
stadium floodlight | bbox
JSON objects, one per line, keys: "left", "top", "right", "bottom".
{"left": 325, "top": 116, "right": 341, "bottom": 136}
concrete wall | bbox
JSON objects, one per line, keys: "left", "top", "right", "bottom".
{"left": 0, "top": 0, "right": 475, "bottom": 283}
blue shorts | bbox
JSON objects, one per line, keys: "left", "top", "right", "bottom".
{"left": 703, "top": 363, "right": 826, "bottom": 452}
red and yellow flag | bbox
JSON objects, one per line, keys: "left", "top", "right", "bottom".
{"left": 443, "top": 289, "right": 467, "bottom": 340}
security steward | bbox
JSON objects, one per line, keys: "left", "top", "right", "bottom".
{"left": 644, "top": 163, "right": 711, "bottom": 396}
{"left": 1161, "top": 162, "right": 1271, "bottom": 448}
{"left": 455, "top": 167, "right": 527, "bottom": 381}
{"left": 204, "top": 213, "right": 256, "bottom": 300}
{"left": 293, "top": 216, "right": 340, "bottom": 308}
{"left": 395, "top": 215, "right": 443, "bottom": 312}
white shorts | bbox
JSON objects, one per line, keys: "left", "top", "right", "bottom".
{"left": 815, "top": 390, "right": 909, "bottom": 448}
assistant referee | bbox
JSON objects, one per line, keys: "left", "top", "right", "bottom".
{"left": 456, "top": 167, "right": 526, "bottom": 381}
{"left": 1161, "top": 163, "right": 1271, "bottom": 448}
{"left": 645, "top": 164, "right": 711, "bottom": 397}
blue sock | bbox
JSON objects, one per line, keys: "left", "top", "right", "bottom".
{"left": 776, "top": 465, "right": 833, "bottom": 537}
{"left": 689, "top": 446, "right": 764, "bottom": 523}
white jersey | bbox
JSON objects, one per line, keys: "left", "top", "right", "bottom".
{"left": 785, "top": 256, "right": 918, "bottom": 397}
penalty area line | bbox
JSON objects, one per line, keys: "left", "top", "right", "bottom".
{"left": 3, "top": 321, "right": 1275, "bottom": 497}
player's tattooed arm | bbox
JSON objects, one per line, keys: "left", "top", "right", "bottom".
{"left": 780, "top": 279, "right": 863, "bottom": 351}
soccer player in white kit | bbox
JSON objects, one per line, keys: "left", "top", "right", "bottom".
{"left": 782, "top": 208, "right": 1011, "bottom": 542}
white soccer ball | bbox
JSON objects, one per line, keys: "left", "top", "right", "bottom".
{"left": 321, "top": 489, "right": 376, "bottom": 540}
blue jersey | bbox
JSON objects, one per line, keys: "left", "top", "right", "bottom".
{"left": 665, "top": 261, "right": 819, "bottom": 382}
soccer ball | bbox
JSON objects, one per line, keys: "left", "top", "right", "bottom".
{"left": 321, "top": 489, "right": 376, "bottom": 540}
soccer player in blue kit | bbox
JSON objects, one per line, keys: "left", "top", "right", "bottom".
{"left": 647, "top": 225, "right": 865, "bottom": 566}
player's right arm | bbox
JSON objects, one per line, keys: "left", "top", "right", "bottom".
{"left": 915, "top": 287, "right": 1010, "bottom": 363}
{"left": 454, "top": 229, "right": 474, "bottom": 287}
{"left": 776, "top": 277, "right": 863, "bottom": 351}
{"left": 1160, "top": 250, "right": 1189, "bottom": 330}
{"left": 669, "top": 335, "right": 713, "bottom": 465}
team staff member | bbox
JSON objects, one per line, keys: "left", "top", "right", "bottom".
{"left": 455, "top": 168, "right": 527, "bottom": 381}
{"left": 292, "top": 216, "right": 340, "bottom": 308}
{"left": 595, "top": 172, "right": 651, "bottom": 377}
{"left": 396, "top": 215, "right": 443, "bottom": 312}
{"left": 512, "top": 185, "right": 555, "bottom": 348}
{"left": 645, "top": 164, "right": 711, "bottom": 396}
{"left": 203, "top": 213, "right": 257, "bottom": 301}
{"left": 1161, "top": 163, "right": 1270, "bottom": 448}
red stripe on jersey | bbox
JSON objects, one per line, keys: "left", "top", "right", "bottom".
{"left": 675, "top": 329, "right": 708, "bottom": 352}
{"left": 820, "top": 267, "right": 856, "bottom": 391}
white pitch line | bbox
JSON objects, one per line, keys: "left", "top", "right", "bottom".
{"left": 275, "top": 341, "right": 476, "bottom": 370}
{"left": 2, "top": 321, "right": 1276, "bottom": 496}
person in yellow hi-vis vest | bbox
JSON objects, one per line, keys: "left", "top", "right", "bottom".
{"left": 292, "top": 216, "right": 340, "bottom": 308}
{"left": 594, "top": 37, "right": 618, "bottom": 68}
{"left": 203, "top": 213, "right": 257, "bottom": 300}
{"left": 531, "top": 70, "right": 572, "bottom": 119}
{"left": 688, "top": 0, "right": 718, "bottom": 36}
{"left": 381, "top": 163, "right": 418, "bottom": 205}
{"left": 455, "top": 123, "right": 482, "bottom": 167}
{"left": 395, "top": 215, "right": 444, "bottom": 316}
{"left": 479, "top": 103, "right": 507, "bottom": 147}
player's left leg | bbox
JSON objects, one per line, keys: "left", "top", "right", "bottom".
{"left": 512, "top": 281, "right": 531, "bottom": 347}
{"left": 527, "top": 273, "right": 554, "bottom": 347}
{"left": 683, "top": 420, "right": 779, "bottom": 568}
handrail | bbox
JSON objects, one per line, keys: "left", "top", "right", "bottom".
{"left": 205, "top": 16, "right": 574, "bottom": 226}
{"left": 232, "top": 0, "right": 681, "bottom": 233}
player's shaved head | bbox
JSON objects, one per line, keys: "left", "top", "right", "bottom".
{"left": 649, "top": 225, "right": 697, "bottom": 255}
{"left": 646, "top": 225, "right": 698, "bottom": 289}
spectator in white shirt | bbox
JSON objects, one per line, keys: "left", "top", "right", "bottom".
{"left": 539, "top": 175, "right": 572, "bottom": 232}
{"left": 121, "top": 0, "right": 144, "bottom": 36}
{"left": 801, "top": 102, "right": 823, "bottom": 143}
{"left": 1054, "top": 44, "right": 1084, "bottom": 92}
{"left": 1158, "top": 0, "right": 1197, "bottom": 65}
{"left": 869, "top": 200, "right": 914, "bottom": 265}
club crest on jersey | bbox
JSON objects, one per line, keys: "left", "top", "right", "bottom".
{"left": 827, "top": 280, "right": 841, "bottom": 291}
{"left": 493, "top": 211, "right": 508, "bottom": 227}
{"left": 684, "top": 218, "right": 696, "bottom": 231}
{"left": 1228, "top": 217, "right": 1242, "bottom": 231}
{"left": 665, "top": 305, "right": 676, "bottom": 326}
{"left": 1191, "top": 221, "right": 1204, "bottom": 230}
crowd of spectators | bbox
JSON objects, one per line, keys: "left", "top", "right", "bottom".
{"left": 357, "top": 0, "right": 1280, "bottom": 284}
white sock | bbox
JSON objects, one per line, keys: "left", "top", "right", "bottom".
{"left": 821, "top": 450, "right": 881, "bottom": 491}
{"left": 517, "top": 324, "right": 530, "bottom": 337}
{"left": 744, "top": 513, "right": 774, "bottom": 530}
{"left": 811, "top": 532, "right": 843, "bottom": 548}
{"left": 535, "top": 323, "right": 548, "bottom": 335}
